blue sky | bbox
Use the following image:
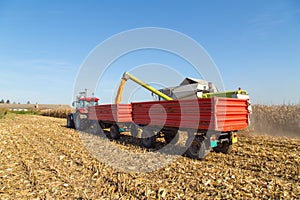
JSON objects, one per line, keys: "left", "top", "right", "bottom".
{"left": 0, "top": 0, "right": 299, "bottom": 104}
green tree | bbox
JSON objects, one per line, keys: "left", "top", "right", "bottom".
{"left": 6, "top": 99, "right": 10, "bottom": 104}
{"left": 27, "top": 101, "right": 30, "bottom": 104}
{"left": 0, "top": 99, "right": 4, "bottom": 104}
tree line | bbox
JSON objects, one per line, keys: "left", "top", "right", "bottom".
{"left": 0, "top": 99, "right": 31, "bottom": 104}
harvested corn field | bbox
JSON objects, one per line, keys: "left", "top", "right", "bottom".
{"left": 0, "top": 114, "right": 299, "bottom": 199}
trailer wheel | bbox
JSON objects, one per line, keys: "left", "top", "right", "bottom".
{"left": 130, "top": 123, "right": 139, "bottom": 137}
{"left": 67, "top": 114, "right": 75, "bottom": 128}
{"left": 164, "top": 130, "right": 179, "bottom": 144}
{"left": 185, "top": 137, "right": 208, "bottom": 159}
{"left": 213, "top": 141, "right": 232, "bottom": 154}
{"left": 141, "top": 129, "right": 156, "bottom": 148}
{"left": 110, "top": 124, "right": 121, "bottom": 139}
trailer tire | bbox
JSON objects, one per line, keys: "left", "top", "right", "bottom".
{"left": 141, "top": 129, "right": 156, "bottom": 148}
{"left": 110, "top": 124, "right": 121, "bottom": 139}
{"left": 185, "top": 137, "right": 208, "bottom": 159}
{"left": 213, "top": 141, "right": 232, "bottom": 154}
{"left": 130, "top": 123, "right": 139, "bottom": 137}
{"left": 164, "top": 131, "right": 179, "bottom": 144}
{"left": 67, "top": 114, "right": 75, "bottom": 128}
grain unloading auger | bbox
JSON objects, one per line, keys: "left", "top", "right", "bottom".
{"left": 115, "top": 72, "right": 249, "bottom": 103}
{"left": 114, "top": 72, "right": 173, "bottom": 104}
{"left": 68, "top": 72, "right": 251, "bottom": 160}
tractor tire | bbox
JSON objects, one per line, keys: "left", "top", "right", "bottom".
{"left": 74, "top": 113, "right": 88, "bottom": 131}
{"left": 67, "top": 114, "right": 75, "bottom": 128}
{"left": 185, "top": 136, "right": 209, "bottom": 159}
{"left": 91, "top": 120, "right": 104, "bottom": 136}
{"left": 213, "top": 141, "right": 232, "bottom": 154}
{"left": 110, "top": 124, "right": 121, "bottom": 139}
{"left": 141, "top": 129, "right": 156, "bottom": 148}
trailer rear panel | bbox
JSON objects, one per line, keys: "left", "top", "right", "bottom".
{"left": 214, "top": 98, "right": 249, "bottom": 132}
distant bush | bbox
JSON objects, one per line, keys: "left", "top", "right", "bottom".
{"left": 11, "top": 109, "right": 39, "bottom": 115}
{"left": 0, "top": 108, "right": 8, "bottom": 119}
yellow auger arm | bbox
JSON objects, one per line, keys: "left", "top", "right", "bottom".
{"left": 115, "top": 72, "right": 173, "bottom": 104}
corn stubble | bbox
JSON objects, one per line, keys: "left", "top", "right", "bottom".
{"left": 0, "top": 114, "right": 299, "bottom": 199}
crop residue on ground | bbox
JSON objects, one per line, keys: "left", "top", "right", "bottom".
{"left": 0, "top": 115, "right": 299, "bottom": 199}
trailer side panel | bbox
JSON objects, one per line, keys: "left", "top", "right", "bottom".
{"left": 88, "top": 104, "right": 132, "bottom": 122}
{"left": 132, "top": 97, "right": 249, "bottom": 131}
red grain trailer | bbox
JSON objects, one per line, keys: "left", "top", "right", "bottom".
{"left": 85, "top": 97, "right": 250, "bottom": 159}
{"left": 131, "top": 97, "right": 250, "bottom": 159}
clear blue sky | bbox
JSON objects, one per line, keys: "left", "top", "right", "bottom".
{"left": 0, "top": 0, "right": 299, "bottom": 104}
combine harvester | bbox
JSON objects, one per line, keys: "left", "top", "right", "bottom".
{"left": 67, "top": 72, "right": 251, "bottom": 159}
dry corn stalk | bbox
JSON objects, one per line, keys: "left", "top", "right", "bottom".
{"left": 39, "top": 108, "right": 74, "bottom": 118}
{"left": 250, "top": 104, "right": 300, "bottom": 137}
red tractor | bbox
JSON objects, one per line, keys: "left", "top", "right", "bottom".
{"left": 67, "top": 89, "right": 99, "bottom": 130}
